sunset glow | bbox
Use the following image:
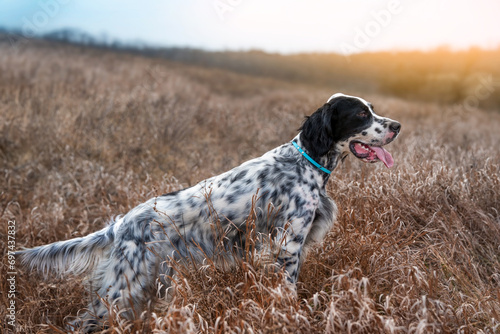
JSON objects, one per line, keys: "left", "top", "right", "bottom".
{"left": 0, "top": 0, "right": 499, "bottom": 53}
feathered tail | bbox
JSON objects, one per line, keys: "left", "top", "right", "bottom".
{"left": 16, "top": 226, "right": 115, "bottom": 277}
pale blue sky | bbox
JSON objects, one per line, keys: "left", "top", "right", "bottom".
{"left": 1, "top": 0, "right": 499, "bottom": 54}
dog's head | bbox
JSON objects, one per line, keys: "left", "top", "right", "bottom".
{"left": 300, "top": 93, "right": 401, "bottom": 168}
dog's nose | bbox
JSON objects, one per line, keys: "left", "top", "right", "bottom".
{"left": 389, "top": 121, "right": 401, "bottom": 133}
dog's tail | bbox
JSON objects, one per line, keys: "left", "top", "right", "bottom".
{"left": 16, "top": 225, "right": 115, "bottom": 277}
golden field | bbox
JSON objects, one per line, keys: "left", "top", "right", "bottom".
{"left": 1, "top": 40, "right": 500, "bottom": 333}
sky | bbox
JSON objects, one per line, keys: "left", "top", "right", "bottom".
{"left": 0, "top": 0, "right": 499, "bottom": 54}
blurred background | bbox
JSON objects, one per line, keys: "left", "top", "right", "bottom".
{"left": 1, "top": 0, "right": 499, "bottom": 109}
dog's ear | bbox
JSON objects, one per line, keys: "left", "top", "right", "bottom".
{"left": 299, "top": 103, "right": 337, "bottom": 160}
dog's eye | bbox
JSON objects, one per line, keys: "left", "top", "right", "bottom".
{"left": 358, "top": 111, "right": 369, "bottom": 118}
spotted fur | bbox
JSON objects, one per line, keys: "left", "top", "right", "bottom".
{"left": 16, "top": 93, "right": 400, "bottom": 331}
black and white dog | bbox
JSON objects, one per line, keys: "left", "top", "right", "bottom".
{"left": 17, "top": 93, "right": 400, "bottom": 330}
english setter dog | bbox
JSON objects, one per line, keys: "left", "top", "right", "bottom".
{"left": 17, "top": 93, "right": 401, "bottom": 331}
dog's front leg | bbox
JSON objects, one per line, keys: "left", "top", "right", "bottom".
{"left": 274, "top": 213, "right": 315, "bottom": 284}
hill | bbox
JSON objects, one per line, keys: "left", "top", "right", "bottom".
{"left": 2, "top": 29, "right": 500, "bottom": 110}
{"left": 1, "top": 40, "right": 499, "bottom": 333}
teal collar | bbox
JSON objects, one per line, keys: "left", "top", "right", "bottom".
{"left": 292, "top": 141, "right": 332, "bottom": 174}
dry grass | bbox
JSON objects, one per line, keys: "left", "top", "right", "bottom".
{"left": 1, "top": 40, "right": 500, "bottom": 333}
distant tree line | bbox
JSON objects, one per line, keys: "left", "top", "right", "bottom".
{"left": 1, "top": 27, "right": 498, "bottom": 110}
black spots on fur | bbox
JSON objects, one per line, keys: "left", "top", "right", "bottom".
{"left": 220, "top": 175, "right": 229, "bottom": 184}
{"left": 121, "top": 229, "right": 142, "bottom": 243}
{"left": 292, "top": 234, "right": 304, "bottom": 244}
{"left": 123, "top": 208, "right": 156, "bottom": 233}
{"left": 257, "top": 168, "right": 271, "bottom": 187}
{"left": 233, "top": 183, "right": 244, "bottom": 194}
{"left": 115, "top": 266, "right": 124, "bottom": 281}
{"left": 293, "top": 196, "right": 306, "bottom": 211}
{"left": 92, "top": 298, "right": 102, "bottom": 308}
{"left": 132, "top": 249, "right": 141, "bottom": 259}
{"left": 257, "top": 169, "right": 268, "bottom": 181}
{"left": 197, "top": 210, "right": 206, "bottom": 219}
{"left": 280, "top": 182, "right": 294, "bottom": 196}
{"left": 383, "top": 123, "right": 388, "bottom": 129}
{"left": 278, "top": 256, "right": 298, "bottom": 270}
{"left": 231, "top": 169, "right": 248, "bottom": 182}
{"left": 375, "top": 128, "right": 382, "bottom": 134}
{"left": 168, "top": 236, "right": 183, "bottom": 256}
{"left": 226, "top": 193, "right": 239, "bottom": 205}
{"left": 224, "top": 211, "right": 237, "bottom": 223}
{"left": 187, "top": 197, "right": 198, "bottom": 209}
{"left": 293, "top": 164, "right": 304, "bottom": 180}
{"left": 105, "top": 228, "right": 115, "bottom": 243}
{"left": 86, "top": 230, "right": 113, "bottom": 249}
{"left": 269, "top": 189, "right": 279, "bottom": 202}
{"left": 161, "top": 190, "right": 181, "bottom": 198}
{"left": 130, "top": 273, "right": 139, "bottom": 283}
{"left": 362, "top": 131, "right": 368, "bottom": 136}
{"left": 273, "top": 154, "right": 296, "bottom": 167}
{"left": 272, "top": 164, "right": 286, "bottom": 177}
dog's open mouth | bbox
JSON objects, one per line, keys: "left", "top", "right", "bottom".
{"left": 349, "top": 141, "right": 394, "bottom": 168}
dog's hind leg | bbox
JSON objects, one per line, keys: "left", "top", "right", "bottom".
{"left": 70, "top": 240, "right": 161, "bottom": 332}
{"left": 108, "top": 245, "right": 158, "bottom": 318}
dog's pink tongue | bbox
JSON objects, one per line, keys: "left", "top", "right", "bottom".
{"left": 371, "top": 146, "right": 394, "bottom": 168}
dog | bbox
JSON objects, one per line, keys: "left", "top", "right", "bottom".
{"left": 17, "top": 93, "right": 401, "bottom": 331}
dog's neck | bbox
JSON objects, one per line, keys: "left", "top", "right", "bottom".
{"left": 292, "top": 134, "right": 341, "bottom": 182}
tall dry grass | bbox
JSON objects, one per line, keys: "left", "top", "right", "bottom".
{"left": 1, "top": 40, "right": 499, "bottom": 333}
